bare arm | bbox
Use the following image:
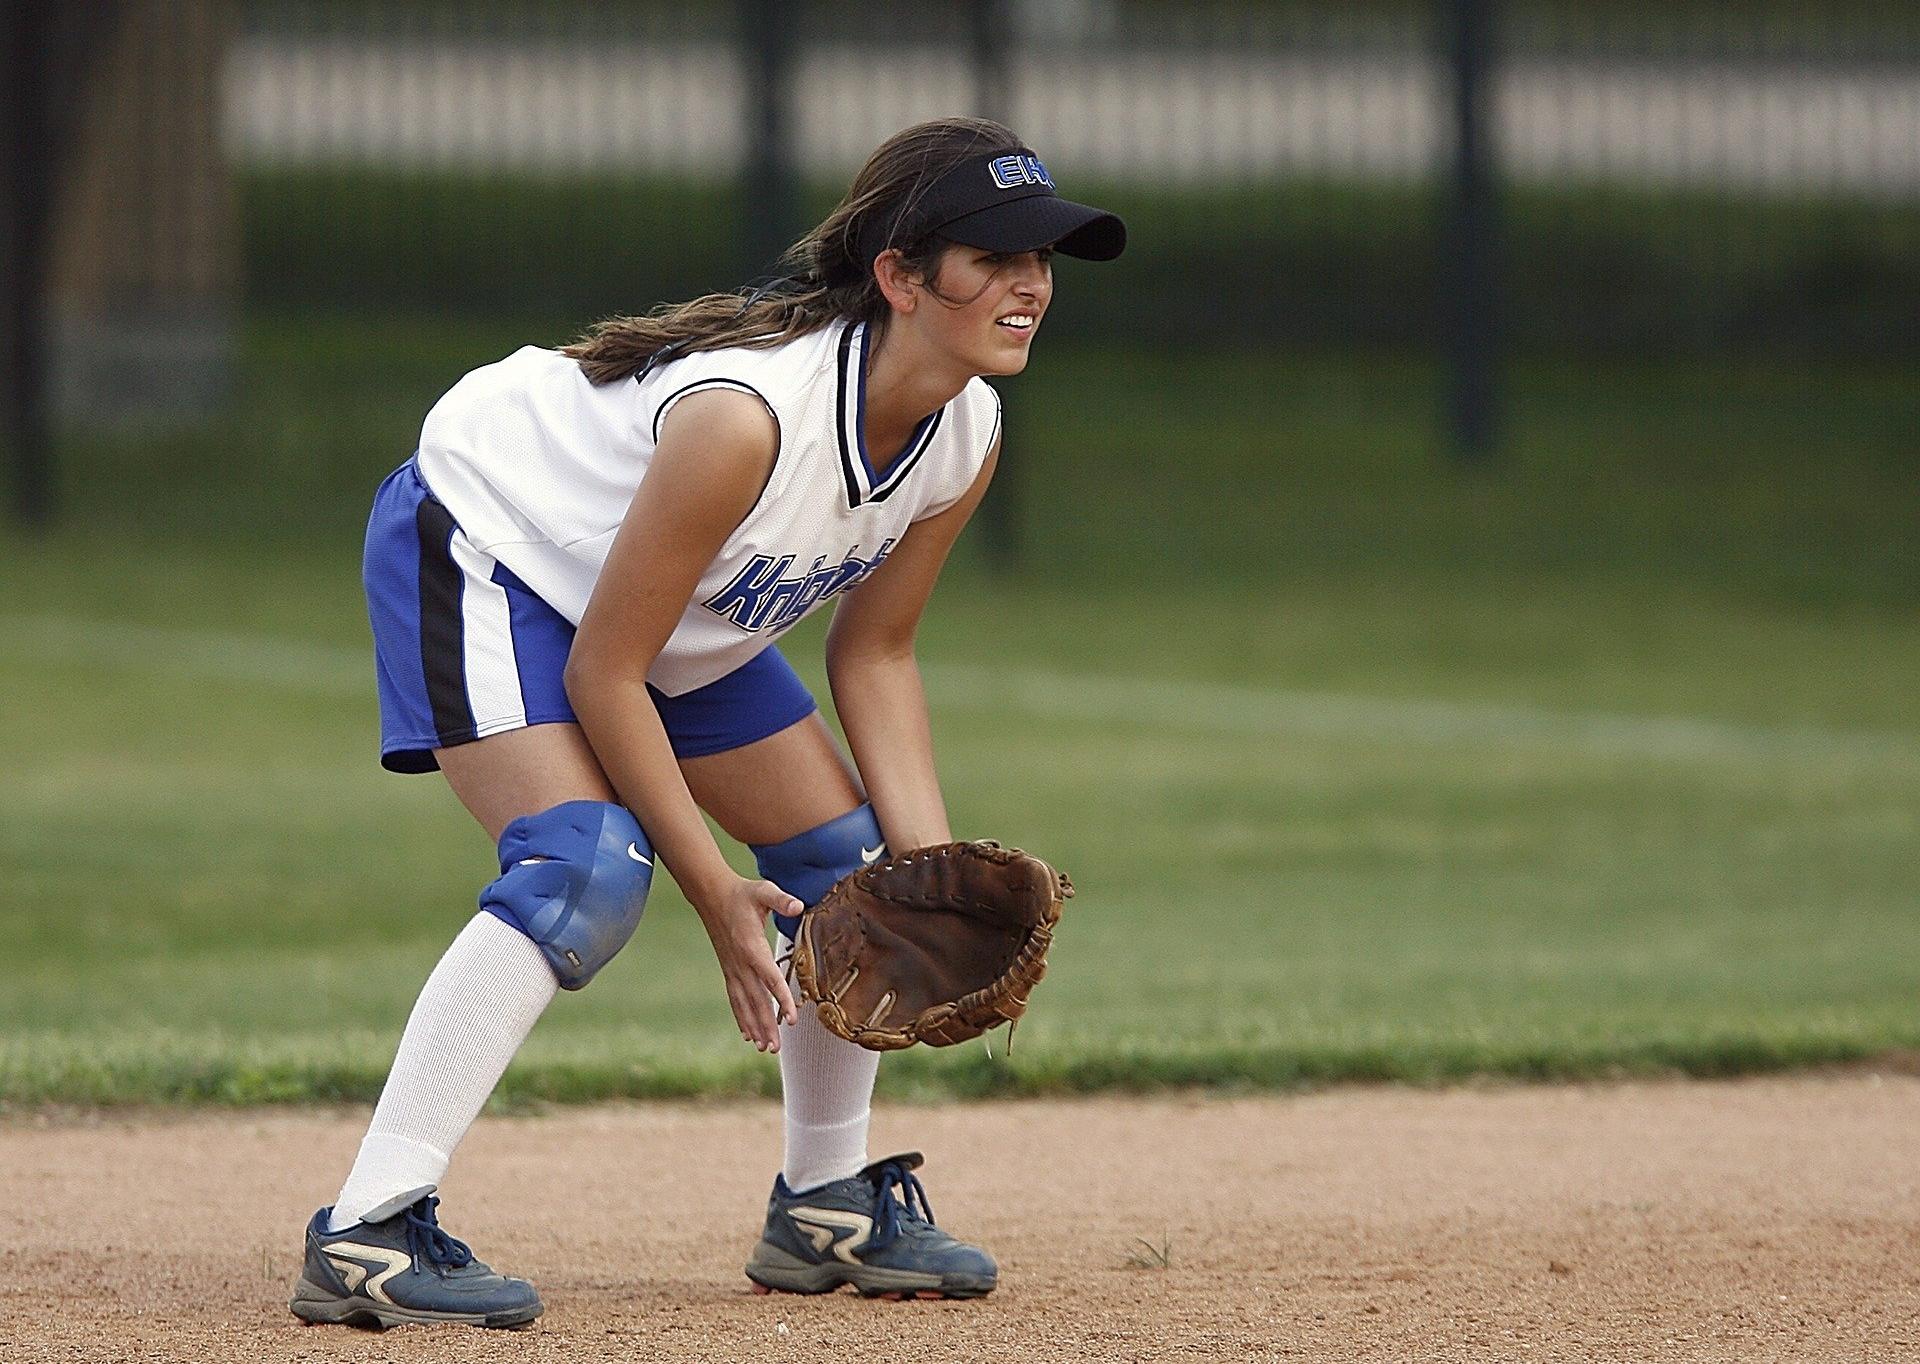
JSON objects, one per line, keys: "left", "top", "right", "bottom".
{"left": 564, "top": 388, "right": 799, "bottom": 1049}
{"left": 824, "top": 435, "right": 1001, "bottom": 851}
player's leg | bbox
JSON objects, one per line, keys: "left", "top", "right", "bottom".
{"left": 326, "top": 724, "right": 620, "bottom": 1232}
{"left": 293, "top": 723, "right": 643, "bottom": 1331}
{"left": 297, "top": 727, "right": 654, "bottom": 1330}
{"left": 667, "top": 656, "right": 995, "bottom": 1299}
{"left": 680, "top": 710, "right": 884, "bottom": 1184}
{"left": 298, "top": 463, "right": 646, "bottom": 1329}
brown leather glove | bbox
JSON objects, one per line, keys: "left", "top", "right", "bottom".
{"left": 789, "top": 840, "right": 1075, "bottom": 1051}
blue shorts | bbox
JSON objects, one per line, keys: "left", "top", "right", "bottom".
{"left": 364, "top": 457, "right": 819, "bottom": 773}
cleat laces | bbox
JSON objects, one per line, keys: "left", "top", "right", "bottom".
{"left": 869, "top": 1161, "right": 937, "bottom": 1250}
{"left": 402, "top": 1196, "right": 475, "bottom": 1270}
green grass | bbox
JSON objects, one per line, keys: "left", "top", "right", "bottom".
{"left": 5, "top": 315, "right": 1917, "bottom": 1106}
{"left": 6, "top": 576, "right": 1917, "bottom": 1106}
{"left": 58, "top": 308, "right": 1920, "bottom": 604}
{"left": 4, "top": 547, "right": 1917, "bottom": 1105}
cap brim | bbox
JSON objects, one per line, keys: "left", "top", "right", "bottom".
{"left": 936, "top": 195, "right": 1127, "bottom": 262}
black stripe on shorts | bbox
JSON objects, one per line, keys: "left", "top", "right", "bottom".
{"left": 414, "top": 494, "right": 472, "bottom": 745}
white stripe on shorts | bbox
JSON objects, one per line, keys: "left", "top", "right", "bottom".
{"left": 446, "top": 529, "right": 528, "bottom": 737}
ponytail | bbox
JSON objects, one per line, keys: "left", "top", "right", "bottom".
{"left": 562, "top": 272, "right": 844, "bottom": 386}
{"left": 563, "top": 117, "right": 1023, "bottom": 385}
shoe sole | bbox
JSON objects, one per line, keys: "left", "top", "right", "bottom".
{"left": 290, "top": 1277, "right": 542, "bottom": 1330}
{"left": 744, "top": 1244, "right": 996, "bottom": 1300}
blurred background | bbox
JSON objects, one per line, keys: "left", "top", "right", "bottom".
{"left": 2, "top": 0, "right": 1915, "bottom": 1106}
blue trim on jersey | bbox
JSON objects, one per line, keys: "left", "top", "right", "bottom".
{"left": 365, "top": 456, "right": 819, "bottom": 772}
{"left": 852, "top": 323, "right": 941, "bottom": 488}
{"left": 834, "top": 321, "right": 945, "bottom": 509}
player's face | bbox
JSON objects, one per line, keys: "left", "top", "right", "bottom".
{"left": 922, "top": 243, "right": 1054, "bottom": 377}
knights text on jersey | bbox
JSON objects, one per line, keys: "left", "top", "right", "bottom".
{"left": 412, "top": 319, "right": 1001, "bottom": 696}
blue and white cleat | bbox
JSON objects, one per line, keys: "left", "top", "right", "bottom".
{"left": 745, "top": 1152, "right": 998, "bottom": 1299}
{"left": 289, "top": 1196, "right": 543, "bottom": 1330}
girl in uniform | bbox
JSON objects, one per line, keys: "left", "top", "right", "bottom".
{"left": 290, "top": 117, "right": 1124, "bottom": 1329}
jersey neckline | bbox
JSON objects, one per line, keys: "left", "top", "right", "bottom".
{"left": 834, "top": 320, "right": 946, "bottom": 510}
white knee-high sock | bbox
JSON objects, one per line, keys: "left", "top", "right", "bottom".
{"left": 328, "top": 912, "right": 556, "bottom": 1230}
{"left": 777, "top": 933, "right": 881, "bottom": 1192}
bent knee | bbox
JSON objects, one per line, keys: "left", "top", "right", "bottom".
{"left": 479, "top": 800, "right": 653, "bottom": 989}
{"left": 751, "top": 803, "right": 885, "bottom": 939}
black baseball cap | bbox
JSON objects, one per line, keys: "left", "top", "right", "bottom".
{"left": 835, "top": 149, "right": 1126, "bottom": 286}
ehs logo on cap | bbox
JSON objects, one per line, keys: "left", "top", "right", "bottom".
{"left": 989, "top": 154, "right": 1054, "bottom": 191}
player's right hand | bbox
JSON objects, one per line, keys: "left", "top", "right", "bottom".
{"left": 697, "top": 875, "right": 802, "bottom": 1053}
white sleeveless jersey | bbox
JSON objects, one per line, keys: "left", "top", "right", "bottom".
{"left": 413, "top": 319, "right": 1001, "bottom": 695}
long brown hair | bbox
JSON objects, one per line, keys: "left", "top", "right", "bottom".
{"left": 564, "top": 118, "right": 1025, "bottom": 385}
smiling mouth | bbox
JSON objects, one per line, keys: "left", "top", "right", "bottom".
{"left": 996, "top": 314, "right": 1036, "bottom": 333}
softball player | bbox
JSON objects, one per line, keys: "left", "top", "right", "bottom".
{"left": 290, "top": 117, "right": 1124, "bottom": 1329}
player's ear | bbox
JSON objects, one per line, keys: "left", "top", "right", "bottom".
{"left": 873, "top": 248, "right": 920, "bottom": 314}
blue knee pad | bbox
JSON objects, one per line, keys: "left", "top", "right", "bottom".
{"left": 751, "top": 803, "right": 886, "bottom": 941}
{"left": 480, "top": 800, "right": 653, "bottom": 990}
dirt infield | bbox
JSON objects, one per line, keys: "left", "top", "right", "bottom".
{"left": 2, "top": 1074, "right": 1915, "bottom": 1363}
